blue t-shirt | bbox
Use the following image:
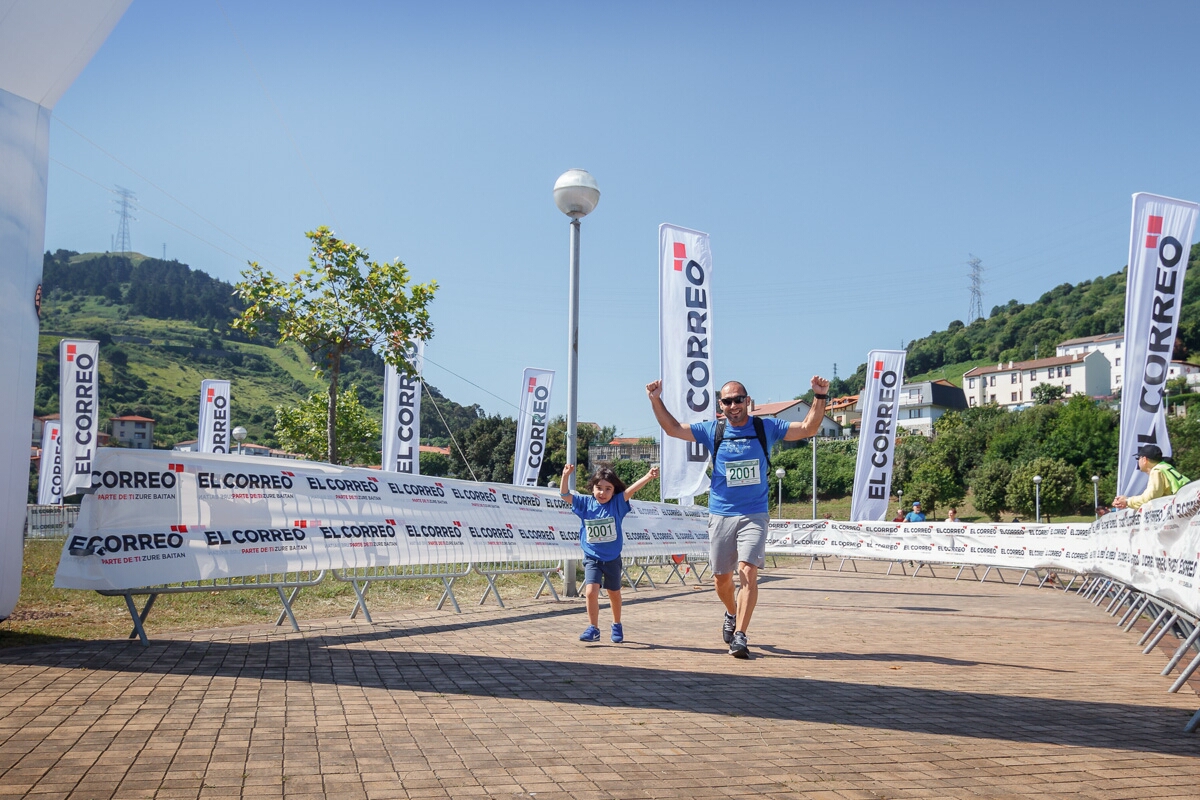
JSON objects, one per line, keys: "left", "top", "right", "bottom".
{"left": 904, "top": 511, "right": 926, "bottom": 522}
{"left": 570, "top": 493, "right": 632, "bottom": 561}
{"left": 690, "top": 417, "right": 790, "bottom": 516}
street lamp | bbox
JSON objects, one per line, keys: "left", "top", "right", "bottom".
{"left": 897, "top": 488, "right": 903, "bottom": 517}
{"left": 232, "top": 426, "right": 247, "bottom": 456}
{"left": 775, "top": 467, "right": 786, "bottom": 519}
{"left": 1092, "top": 475, "right": 1100, "bottom": 519}
{"left": 554, "top": 169, "right": 599, "bottom": 600}
{"left": 553, "top": 169, "right": 600, "bottom": 493}
{"left": 1033, "top": 474, "right": 1042, "bottom": 523}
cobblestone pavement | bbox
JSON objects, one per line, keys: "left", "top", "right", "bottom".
{"left": 3, "top": 562, "right": 1200, "bottom": 799}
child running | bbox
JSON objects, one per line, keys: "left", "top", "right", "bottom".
{"left": 560, "top": 462, "right": 659, "bottom": 643}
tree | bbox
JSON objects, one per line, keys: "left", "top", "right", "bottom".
{"left": 608, "top": 460, "right": 660, "bottom": 501}
{"left": 971, "top": 460, "right": 1012, "bottom": 521}
{"left": 275, "top": 385, "right": 380, "bottom": 465}
{"left": 419, "top": 450, "right": 452, "bottom": 477}
{"left": 1006, "top": 457, "right": 1077, "bottom": 519}
{"left": 902, "top": 461, "right": 963, "bottom": 517}
{"left": 233, "top": 227, "right": 436, "bottom": 464}
{"left": 449, "top": 415, "right": 518, "bottom": 482}
{"left": 1031, "top": 383, "right": 1065, "bottom": 405}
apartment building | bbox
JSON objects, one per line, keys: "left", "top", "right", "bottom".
{"left": 963, "top": 351, "right": 1111, "bottom": 409}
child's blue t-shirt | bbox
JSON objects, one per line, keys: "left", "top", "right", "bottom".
{"left": 570, "top": 493, "right": 631, "bottom": 561}
{"left": 690, "top": 417, "right": 790, "bottom": 516}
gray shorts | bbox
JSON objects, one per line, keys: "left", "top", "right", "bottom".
{"left": 707, "top": 513, "right": 769, "bottom": 574}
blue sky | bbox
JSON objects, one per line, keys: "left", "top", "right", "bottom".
{"left": 45, "top": 1, "right": 1200, "bottom": 436}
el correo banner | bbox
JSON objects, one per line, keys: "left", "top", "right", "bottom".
{"left": 850, "top": 350, "right": 907, "bottom": 521}
{"left": 513, "top": 368, "right": 554, "bottom": 486}
{"left": 37, "top": 421, "right": 62, "bottom": 505}
{"left": 52, "top": 449, "right": 711, "bottom": 591}
{"left": 197, "top": 379, "right": 231, "bottom": 454}
{"left": 382, "top": 340, "right": 424, "bottom": 475}
{"left": 58, "top": 339, "right": 99, "bottom": 497}
{"left": 1118, "top": 193, "right": 1200, "bottom": 496}
{"left": 659, "top": 223, "right": 714, "bottom": 500}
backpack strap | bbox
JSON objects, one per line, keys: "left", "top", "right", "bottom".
{"left": 711, "top": 419, "right": 726, "bottom": 468}
{"left": 752, "top": 416, "right": 772, "bottom": 472}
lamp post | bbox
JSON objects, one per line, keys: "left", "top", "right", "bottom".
{"left": 553, "top": 169, "right": 600, "bottom": 492}
{"left": 1092, "top": 475, "right": 1100, "bottom": 519}
{"left": 232, "top": 426, "right": 247, "bottom": 456}
{"left": 554, "top": 169, "right": 599, "bottom": 599}
{"left": 897, "top": 489, "right": 903, "bottom": 518}
{"left": 775, "top": 467, "right": 785, "bottom": 519}
{"left": 1033, "top": 474, "right": 1042, "bottom": 523}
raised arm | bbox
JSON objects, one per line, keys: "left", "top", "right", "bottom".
{"left": 783, "top": 376, "right": 831, "bottom": 441}
{"left": 624, "top": 466, "right": 659, "bottom": 501}
{"left": 646, "top": 380, "right": 695, "bottom": 441}
{"left": 559, "top": 463, "right": 575, "bottom": 499}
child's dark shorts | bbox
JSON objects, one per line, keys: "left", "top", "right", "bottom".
{"left": 583, "top": 555, "right": 623, "bottom": 590}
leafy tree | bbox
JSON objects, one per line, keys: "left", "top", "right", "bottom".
{"left": 971, "top": 460, "right": 1012, "bottom": 521}
{"left": 1031, "top": 383, "right": 1065, "bottom": 405}
{"left": 902, "top": 461, "right": 963, "bottom": 517}
{"left": 449, "top": 415, "right": 518, "bottom": 482}
{"left": 1042, "top": 395, "right": 1118, "bottom": 481}
{"left": 419, "top": 450, "right": 452, "bottom": 477}
{"left": 275, "top": 385, "right": 381, "bottom": 465}
{"left": 233, "top": 227, "right": 436, "bottom": 463}
{"left": 608, "top": 460, "right": 660, "bottom": 501}
{"left": 1006, "top": 457, "right": 1078, "bottom": 519}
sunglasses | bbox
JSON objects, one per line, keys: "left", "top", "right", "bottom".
{"left": 719, "top": 395, "right": 748, "bottom": 407}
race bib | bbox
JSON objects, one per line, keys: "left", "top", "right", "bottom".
{"left": 725, "top": 459, "right": 761, "bottom": 487}
{"left": 584, "top": 517, "right": 617, "bottom": 544}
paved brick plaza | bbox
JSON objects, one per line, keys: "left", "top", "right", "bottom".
{"left": 2, "top": 562, "right": 1200, "bottom": 799}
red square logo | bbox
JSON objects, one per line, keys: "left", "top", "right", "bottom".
{"left": 1148, "top": 215, "right": 1164, "bottom": 234}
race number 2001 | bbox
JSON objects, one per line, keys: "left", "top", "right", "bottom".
{"left": 725, "top": 459, "right": 761, "bottom": 487}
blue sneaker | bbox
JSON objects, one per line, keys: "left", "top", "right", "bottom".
{"left": 610, "top": 623, "right": 624, "bottom": 643}
{"left": 579, "top": 625, "right": 600, "bottom": 642}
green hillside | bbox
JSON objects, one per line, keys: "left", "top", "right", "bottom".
{"left": 35, "top": 250, "right": 481, "bottom": 450}
{"left": 817, "top": 242, "right": 1200, "bottom": 397}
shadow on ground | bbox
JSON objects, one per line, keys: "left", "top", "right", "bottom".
{"left": 1, "top": 602, "right": 1194, "bottom": 757}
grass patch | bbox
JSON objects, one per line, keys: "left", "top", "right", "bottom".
{"left": 1, "top": 540, "right": 712, "bottom": 649}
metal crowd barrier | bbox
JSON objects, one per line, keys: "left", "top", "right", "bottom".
{"left": 1070, "top": 574, "right": 1200, "bottom": 733}
{"left": 472, "top": 560, "right": 562, "bottom": 608}
{"left": 623, "top": 554, "right": 702, "bottom": 590}
{"left": 331, "top": 562, "right": 473, "bottom": 621}
{"left": 97, "top": 570, "right": 328, "bottom": 646}
{"left": 24, "top": 504, "right": 79, "bottom": 539}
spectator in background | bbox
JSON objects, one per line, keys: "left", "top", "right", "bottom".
{"left": 946, "top": 507, "right": 958, "bottom": 522}
{"left": 1113, "top": 444, "right": 1191, "bottom": 510}
{"left": 904, "top": 501, "right": 926, "bottom": 522}
{"left": 892, "top": 508, "right": 906, "bottom": 522}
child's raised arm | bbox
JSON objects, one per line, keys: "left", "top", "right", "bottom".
{"left": 559, "top": 463, "right": 575, "bottom": 499}
{"left": 623, "top": 466, "right": 659, "bottom": 501}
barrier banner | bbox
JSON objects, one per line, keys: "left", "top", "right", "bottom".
{"left": 513, "top": 368, "right": 554, "bottom": 486}
{"left": 58, "top": 339, "right": 99, "bottom": 497}
{"left": 849, "top": 350, "right": 907, "bottom": 521}
{"left": 659, "top": 223, "right": 714, "bottom": 500}
{"left": 382, "top": 340, "right": 424, "bottom": 475}
{"left": 197, "top": 379, "right": 231, "bottom": 454}
{"left": 52, "top": 449, "right": 710, "bottom": 591}
{"left": 1118, "top": 193, "right": 1200, "bottom": 496}
{"left": 36, "top": 421, "right": 62, "bottom": 505}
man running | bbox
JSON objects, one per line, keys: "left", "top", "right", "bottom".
{"left": 647, "top": 376, "right": 830, "bottom": 657}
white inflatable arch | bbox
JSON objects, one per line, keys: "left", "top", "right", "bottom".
{"left": 0, "top": 0, "right": 131, "bottom": 619}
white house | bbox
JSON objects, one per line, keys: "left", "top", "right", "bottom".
{"left": 963, "top": 351, "right": 1111, "bottom": 409}
{"left": 743, "top": 399, "right": 842, "bottom": 439}
{"left": 891, "top": 379, "right": 968, "bottom": 436}
{"left": 1057, "top": 333, "right": 1124, "bottom": 386}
